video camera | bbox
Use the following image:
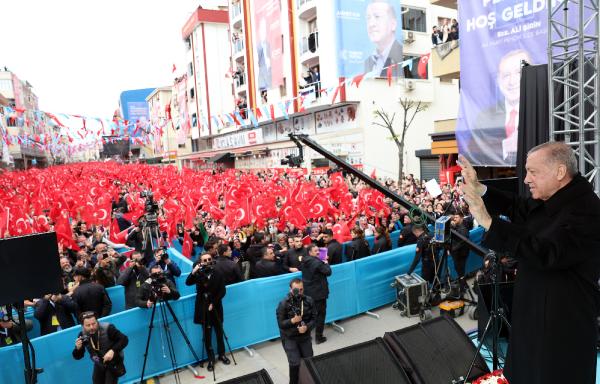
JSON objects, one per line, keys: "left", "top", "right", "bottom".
{"left": 288, "top": 288, "right": 305, "bottom": 323}
{"left": 150, "top": 272, "right": 168, "bottom": 297}
{"left": 280, "top": 154, "right": 303, "bottom": 168}
{"left": 141, "top": 190, "right": 159, "bottom": 225}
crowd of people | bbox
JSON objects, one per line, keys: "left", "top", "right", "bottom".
{"left": 431, "top": 18, "right": 459, "bottom": 46}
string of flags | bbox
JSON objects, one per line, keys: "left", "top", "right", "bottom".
{"left": 0, "top": 54, "right": 429, "bottom": 157}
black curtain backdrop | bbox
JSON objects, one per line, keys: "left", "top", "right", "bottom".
{"left": 516, "top": 64, "right": 550, "bottom": 197}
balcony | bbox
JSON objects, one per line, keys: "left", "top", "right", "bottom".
{"left": 231, "top": 2, "right": 243, "bottom": 28}
{"left": 431, "top": 40, "right": 460, "bottom": 82}
{"left": 430, "top": 0, "right": 457, "bottom": 9}
{"left": 299, "top": 31, "right": 319, "bottom": 67}
{"left": 232, "top": 38, "right": 245, "bottom": 61}
{"left": 297, "top": 0, "right": 316, "bottom": 20}
{"left": 234, "top": 73, "right": 247, "bottom": 96}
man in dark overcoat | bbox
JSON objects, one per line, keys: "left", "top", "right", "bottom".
{"left": 458, "top": 142, "right": 600, "bottom": 384}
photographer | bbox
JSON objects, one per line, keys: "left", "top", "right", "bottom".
{"left": 136, "top": 264, "right": 180, "bottom": 309}
{"left": 407, "top": 223, "right": 435, "bottom": 284}
{"left": 34, "top": 293, "right": 77, "bottom": 335}
{"left": 301, "top": 244, "right": 331, "bottom": 344}
{"left": 0, "top": 305, "right": 21, "bottom": 347}
{"left": 73, "top": 312, "right": 129, "bottom": 384}
{"left": 116, "top": 251, "right": 149, "bottom": 309}
{"left": 276, "top": 279, "right": 316, "bottom": 384}
{"left": 147, "top": 248, "right": 181, "bottom": 285}
{"left": 185, "top": 253, "right": 230, "bottom": 371}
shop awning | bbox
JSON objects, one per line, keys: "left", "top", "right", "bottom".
{"left": 208, "top": 152, "right": 233, "bottom": 163}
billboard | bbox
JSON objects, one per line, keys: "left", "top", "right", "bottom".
{"left": 334, "top": 0, "right": 403, "bottom": 78}
{"left": 456, "top": 0, "right": 552, "bottom": 166}
{"left": 119, "top": 88, "right": 154, "bottom": 137}
{"left": 252, "top": 0, "right": 284, "bottom": 92}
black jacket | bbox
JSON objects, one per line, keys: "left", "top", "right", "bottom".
{"left": 71, "top": 280, "right": 112, "bottom": 319}
{"left": 246, "top": 244, "right": 265, "bottom": 278}
{"left": 483, "top": 175, "right": 600, "bottom": 384}
{"left": 301, "top": 256, "right": 332, "bottom": 301}
{"left": 254, "top": 258, "right": 285, "bottom": 278}
{"left": 214, "top": 256, "right": 243, "bottom": 285}
{"left": 326, "top": 239, "right": 343, "bottom": 265}
{"left": 136, "top": 277, "right": 180, "bottom": 308}
{"left": 34, "top": 296, "right": 77, "bottom": 335}
{"left": 147, "top": 259, "right": 182, "bottom": 285}
{"left": 185, "top": 265, "right": 226, "bottom": 325}
{"left": 372, "top": 235, "right": 391, "bottom": 254}
{"left": 398, "top": 224, "right": 418, "bottom": 247}
{"left": 116, "top": 266, "right": 150, "bottom": 309}
{"left": 283, "top": 247, "right": 306, "bottom": 272}
{"left": 276, "top": 293, "right": 316, "bottom": 340}
{"left": 72, "top": 322, "right": 128, "bottom": 375}
{"left": 345, "top": 238, "right": 371, "bottom": 261}
{"left": 450, "top": 223, "right": 469, "bottom": 258}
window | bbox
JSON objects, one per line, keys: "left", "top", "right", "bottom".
{"left": 192, "top": 113, "right": 197, "bottom": 127}
{"left": 402, "top": 7, "right": 426, "bottom": 33}
{"left": 0, "top": 79, "right": 12, "bottom": 92}
{"left": 190, "top": 87, "right": 195, "bottom": 99}
{"left": 188, "top": 62, "right": 194, "bottom": 76}
{"left": 280, "top": 77, "right": 287, "bottom": 97}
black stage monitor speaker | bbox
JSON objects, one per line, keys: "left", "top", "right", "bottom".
{"left": 298, "top": 337, "right": 411, "bottom": 384}
{"left": 0, "top": 232, "right": 62, "bottom": 306}
{"left": 383, "top": 316, "right": 489, "bottom": 384}
{"left": 218, "top": 369, "right": 274, "bottom": 384}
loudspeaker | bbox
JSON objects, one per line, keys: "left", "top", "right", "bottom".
{"left": 298, "top": 338, "right": 411, "bottom": 384}
{"left": 218, "top": 369, "right": 274, "bottom": 384}
{"left": 383, "top": 316, "right": 489, "bottom": 384}
{"left": 0, "top": 232, "right": 62, "bottom": 305}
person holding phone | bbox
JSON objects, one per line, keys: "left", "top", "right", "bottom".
{"left": 300, "top": 244, "right": 331, "bottom": 344}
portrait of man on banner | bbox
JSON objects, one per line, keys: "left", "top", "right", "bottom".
{"left": 363, "top": 0, "right": 404, "bottom": 77}
{"left": 252, "top": 0, "right": 283, "bottom": 94}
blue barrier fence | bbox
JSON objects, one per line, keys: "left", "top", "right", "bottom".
{"left": 0, "top": 228, "right": 484, "bottom": 384}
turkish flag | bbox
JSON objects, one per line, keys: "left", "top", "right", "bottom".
{"left": 418, "top": 53, "right": 430, "bottom": 80}
{"left": 110, "top": 219, "right": 130, "bottom": 243}
{"left": 182, "top": 230, "right": 194, "bottom": 259}
{"left": 0, "top": 208, "right": 9, "bottom": 238}
{"left": 333, "top": 220, "right": 352, "bottom": 243}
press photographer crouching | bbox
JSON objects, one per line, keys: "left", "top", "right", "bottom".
{"left": 137, "top": 264, "right": 180, "bottom": 309}
{"left": 276, "top": 278, "right": 316, "bottom": 384}
{"left": 72, "top": 312, "right": 129, "bottom": 384}
{"left": 186, "top": 253, "right": 230, "bottom": 371}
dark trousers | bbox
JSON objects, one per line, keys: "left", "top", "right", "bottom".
{"left": 202, "top": 314, "right": 225, "bottom": 361}
{"left": 451, "top": 252, "right": 468, "bottom": 278}
{"left": 281, "top": 337, "right": 313, "bottom": 384}
{"left": 92, "top": 366, "right": 118, "bottom": 384}
{"left": 313, "top": 299, "right": 327, "bottom": 337}
{"left": 422, "top": 261, "right": 435, "bottom": 285}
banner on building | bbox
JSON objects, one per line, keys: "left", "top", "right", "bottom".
{"left": 456, "top": 0, "right": 552, "bottom": 166}
{"left": 252, "top": 0, "right": 284, "bottom": 91}
{"left": 334, "top": 0, "right": 404, "bottom": 78}
{"left": 213, "top": 128, "right": 264, "bottom": 150}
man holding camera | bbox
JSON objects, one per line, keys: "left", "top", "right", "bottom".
{"left": 186, "top": 253, "right": 230, "bottom": 371}
{"left": 136, "top": 264, "right": 180, "bottom": 308}
{"left": 117, "top": 251, "right": 149, "bottom": 309}
{"left": 147, "top": 248, "right": 182, "bottom": 285}
{"left": 407, "top": 223, "right": 435, "bottom": 284}
{"left": 73, "top": 311, "right": 129, "bottom": 384}
{"left": 34, "top": 293, "right": 77, "bottom": 335}
{"left": 276, "top": 278, "right": 316, "bottom": 384}
{"left": 301, "top": 244, "right": 331, "bottom": 344}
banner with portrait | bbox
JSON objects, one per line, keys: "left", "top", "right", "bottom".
{"left": 456, "top": 0, "right": 552, "bottom": 166}
{"left": 252, "top": 0, "right": 284, "bottom": 91}
{"left": 334, "top": 0, "right": 404, "bottom": 78}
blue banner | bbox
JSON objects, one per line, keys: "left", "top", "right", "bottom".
{"left": 334, "top": 0, "right": 403, "bottom": 78}
{"left": 456, "top": 0, "right": 552, "bottom": 166}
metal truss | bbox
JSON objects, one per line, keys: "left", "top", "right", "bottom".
{"left": 548, "top": 0, "right": 600, "bottom": 194}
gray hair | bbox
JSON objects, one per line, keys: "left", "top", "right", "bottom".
{"left": 528, "top": 141, "right": 578, "bottom": 177}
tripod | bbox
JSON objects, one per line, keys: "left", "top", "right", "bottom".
{"left": 463, "top": 251, "right": 511, "bottom": 382}
{"left": 139, "top": 297, "right": 202, "bottom": 384}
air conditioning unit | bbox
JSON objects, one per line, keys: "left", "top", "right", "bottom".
{"left": 404, "top": 31, "right": 415, "bottom": 44}
{"left": 405, "top": 79, "right": 415, "bottom": 91}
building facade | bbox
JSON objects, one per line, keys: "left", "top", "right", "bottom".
{"left": 177, "top": 0, "right": 460, "bottom": 181}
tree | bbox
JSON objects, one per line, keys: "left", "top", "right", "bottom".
{"left": 372, "top": 98, "right": 428, "bottom": 181}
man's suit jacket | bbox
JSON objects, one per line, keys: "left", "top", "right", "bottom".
{"left": 364, "top": 40, "right": 404, "bottom": 77}
{"left": 464, "top": 101, "right": 515, "bottom": 166}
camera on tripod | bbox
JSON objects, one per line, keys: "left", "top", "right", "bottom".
{"left": 150, "top": 273, "right": 168, "bottom": 298}
{"left": 141, "top": 190, "right": 159, "bottom": 225}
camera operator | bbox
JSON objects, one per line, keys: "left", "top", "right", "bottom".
{"left": 73, "top": 312, "right": 129, "bottom": 384}
{"left": 397, "top": 215, "right": 418, "bottom": 247}
{"left": 283, "top": 234, "right": 306, "bottom": 273}
{"left": 255, "top": 246, "right": 285, "bottom": 278}
{"left": 136, "top": 264, "right": 180, "bottom": 309}
{"left": 34, "top": 293, "right": 77, "bottom": 335}
{"left": 301, "top": 244, "right": 331, "bottom": 344}
{"left": 185, "top": 253, "right": 230, "bottom": 371}
{"left": 147, "top": 248, "right": 181, "bottom": 285}
{"left": 116, "top": 251, "right": 149, "bottom": 309}
{"left": 449, "top": 212, "right": 470, "bottom": 292}
{"left": 276, "top": 278, "right": 316, "bottom": 384}
{"left": 0, "top": 305, "right": 21, "bottom": 347}
{"left": 407, "top": 223, "right": 435, "bottom": 284}
{"left": 214, "top": 244, "right": 243, "bottom": 285}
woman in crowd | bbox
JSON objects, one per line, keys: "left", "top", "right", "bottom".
{"left": 345, "top": 227, "right": 371, "bottom": 261}
{"left": 372, "top": 226, "right": 392, "bottom": 255}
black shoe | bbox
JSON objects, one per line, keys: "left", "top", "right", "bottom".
{"left": 316, "top": 336, "right": 327, "bottom": 344}
{"left": 207, "top": 361, "right": 214, "bottom": 371}
{"left": 218, "top": 355, "right": 231, "bottom": 365}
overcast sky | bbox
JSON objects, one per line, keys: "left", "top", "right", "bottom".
{"left": 1, "top": 0, "right": 202, "bottom": 119}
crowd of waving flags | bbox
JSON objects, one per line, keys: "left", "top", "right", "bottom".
{"left": 0, "top": 162, "right": 392, "bottom": 249}
{"left": 0, "top": 54, "right": 430, "bottom": 159}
